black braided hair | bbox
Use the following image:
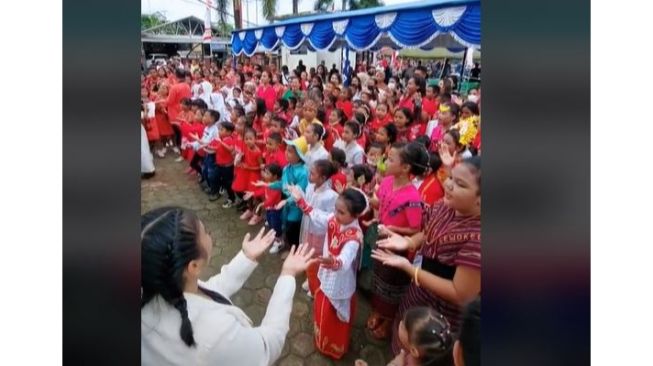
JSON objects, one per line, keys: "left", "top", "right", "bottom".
{"left": 141, "top": 207, "right": 208, "bottom": 347}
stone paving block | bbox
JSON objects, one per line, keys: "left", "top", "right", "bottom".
{"left": 306, "top": 353, "right": 335, "bottom": 366}
{"left": 231, "top": 288, "right": 254, "bottom": 308}
{"left": 256, "top": 288, "right": 272, "bottom": 305}
{"left": 277, "top": 354, "right": 304, "bottom": 366}
{"left": 290, "top": 332, "right": 315, "bottom": 358}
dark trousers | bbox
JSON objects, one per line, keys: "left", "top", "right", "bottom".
{"left": 172, "top": 124, "right": 182, "bottom": 147}
{"left": 216, "top": 164, "right": 235, "bottom": 201}
{"left": 266, "top": 209, "right": 282, "bottom": 238}
{"left": 285, "top": 220, "right": 301, "bottom": 246}
{"left": 190, "top": 152, "right": 203, "bottom": 175}
{"left": 202, "top": 154, "right": 218, "bottom": 194}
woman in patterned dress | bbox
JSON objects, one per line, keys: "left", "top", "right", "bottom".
{"left": 372, "top": 156, "right": 481, "bottom": 355}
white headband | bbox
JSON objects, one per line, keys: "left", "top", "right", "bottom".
{"left": 349, "top": 187, "right": 370, "bottom": 216}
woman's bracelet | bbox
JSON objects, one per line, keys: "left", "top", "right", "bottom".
{"left": 414, "top": 266, "right": 421, "bottom": 287}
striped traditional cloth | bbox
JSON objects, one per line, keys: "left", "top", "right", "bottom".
{"left": 391, "top": 202, "right": 481, "bottom": 355}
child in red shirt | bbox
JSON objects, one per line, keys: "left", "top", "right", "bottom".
{"left": 182, "top": 107, "right": 206, "bottom": 163}
{"left": 207, "top": 122, "right": 236, "bottom": 206}
{"left": 368, "top": 102, "right": 393, "bottom": 143}
{"left": 418, "top": 152, "right": 445, "bottom": 207}
{"left": 411, "top": 107, "right": 430, "bottom": 138}
{"left": 329, "top": 147, "right": 348, "bottom": 193}
{"left": 336, "top": 88, "right": 354, "bottom": 120}
{"left": 251, "top": 163, "right": 284, "bottom": 245}
{"left": 274, "top": 99, "right": 291, "bottom": 124}
{"left": 393, "top": 107, "right": 417, "bottom": 143}
{"left": 264, "top": 132, "right": 288, "bottom": 168}
{"left": 324, "top": 108, "right": 346, "bottom": 151}
{"left": 234, "top": 128, "right": 264, "bottom": 225}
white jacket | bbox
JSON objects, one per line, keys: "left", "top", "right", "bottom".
{"left": 298, "top": 181, "right": 339, "bottom": 245}
{"left": 141, "top": 251, "right": 296, "bottom": 366}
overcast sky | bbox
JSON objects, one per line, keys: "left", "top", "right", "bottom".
{"left": 142, "top": 0, "right": 416, "bottom": 28}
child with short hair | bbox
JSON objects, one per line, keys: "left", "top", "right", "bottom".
{"left": 189, "top": 109, "right": 220, "bottom": 180}
{"left": 264, "top": 132, "right": 288, "bottom": 168}
{"left": 255, "top": 163, "right": 284, "bottom": 246}
{"left": 324, "top": 108, "right": 347, "bottom": 150}
{"left": 334, "top": 121, "right": 365, "bottom": 166}
{"left": 366, "top": 142, "right": 386, "bottom": 179}
{"left": 287, "top": 159, "right": 339, "bottom": 297}
{"left": 258, "top": 137, "right": 309, "bottom": 254}
{"left": 207, "top": 122, "right": 237, "bottom": 207}
{"left": 368, "top": 102, "right": 393, "bottom": 143}
{"left": 329, "top": 147, "right": 348, "bottom": 193}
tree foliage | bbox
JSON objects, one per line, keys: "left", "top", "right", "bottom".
{"left": 141, "top": 12, "right": 167, "bottom": 30}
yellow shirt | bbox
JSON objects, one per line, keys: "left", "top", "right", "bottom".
{"left": 298, "top": 118, "right": 322, "bottom": 135}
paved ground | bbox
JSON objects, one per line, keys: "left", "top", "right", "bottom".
{"left": 141, "top": 155, "right": 393, "bottom": 365}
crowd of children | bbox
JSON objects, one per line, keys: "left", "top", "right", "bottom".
{"left": 141, "top": 55, "right": 481, "bottom": 365}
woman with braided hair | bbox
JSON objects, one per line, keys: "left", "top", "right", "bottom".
{"left": 141, "top": 206, "right": 317, "bottom": 365}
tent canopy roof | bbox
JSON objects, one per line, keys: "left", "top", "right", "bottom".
{"left": 231, "top": 0, "right": 480, "bottom": 56}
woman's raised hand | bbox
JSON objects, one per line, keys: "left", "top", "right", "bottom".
{"left": 241, "top": 227, "right": 276, "bottom": 262}
{"left": 280, "top": 244, "right": 318, "bottom": 277}
{"left": 370, "top": 249, "right": 412, "bottom": 273}
{"left": 376, "top": 225, "right": 410, "bottom": 252}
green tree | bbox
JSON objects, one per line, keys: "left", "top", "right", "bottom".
{"left": 347, "top": 0, "right": 384, "bottom": 10}
{"left": 213, "top": 21, "right": 235, "bottom": 36}
{"left": 314, "top": 0, "right": 333, "bottom": 11}
{"left": 141, "top": 12, "right": 167, "bottom": 30}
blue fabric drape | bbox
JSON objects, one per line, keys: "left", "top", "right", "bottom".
{"left": 230, "top": 0, "right": 480, "bottom": 56}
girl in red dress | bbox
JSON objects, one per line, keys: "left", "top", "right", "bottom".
{"left": 231, "top": 117, "right": 247, "bottom": 208}
{"left": 394, "top": 107, "right": 417, "bottom": 144}
{"left": 411, "top": 105, "right": 430, "bottom": 138}
{"left": 272, "top": 73, "right": 286, "bottom": 100}
{"left": 153, "top": 83, "right": 176, "bottom": 157}
{"left": 323, "top": 94, "right": 337, "bottom": 125}
{"left": 418, "top": 152, "right": 445, "bottom": 208}
{"left": 324, "top": 108, "right": 346, "bottom": 151}
{"left": 235, "top": 128, "right": 264, "bottom": 224}
{"left": 256, "top": 71, "right": 277, "bottom": 112}
{"left": 329, "top": 147, "right": 348, "bottom": 193}
{"left": 310, "top": 188, "right": 368, "bottom": 360}
{"left": 368, "top": 102, "right": 393, "bottom": 143}
{"left": 335, "top": 88, "right": 354, "bottom": 119}
{"left": 273, "top": 99, "right": 291, "bottom": 124}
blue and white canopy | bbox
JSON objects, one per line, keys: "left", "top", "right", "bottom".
{"left": 231, "top": 0, "right": 480, "bottom": 56}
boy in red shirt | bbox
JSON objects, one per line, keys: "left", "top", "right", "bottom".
{"left": 264, "top": 132, "right": 287, "bottom": 168}
{"left": 207, "top": 121, "right": 237, "bottom": 206}
{"left": 252, "top": 163, "right": 283, "bottom": 246}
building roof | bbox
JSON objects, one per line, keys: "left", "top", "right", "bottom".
{"left": 142, "top": 16, "right": 229, "bottom": 44}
